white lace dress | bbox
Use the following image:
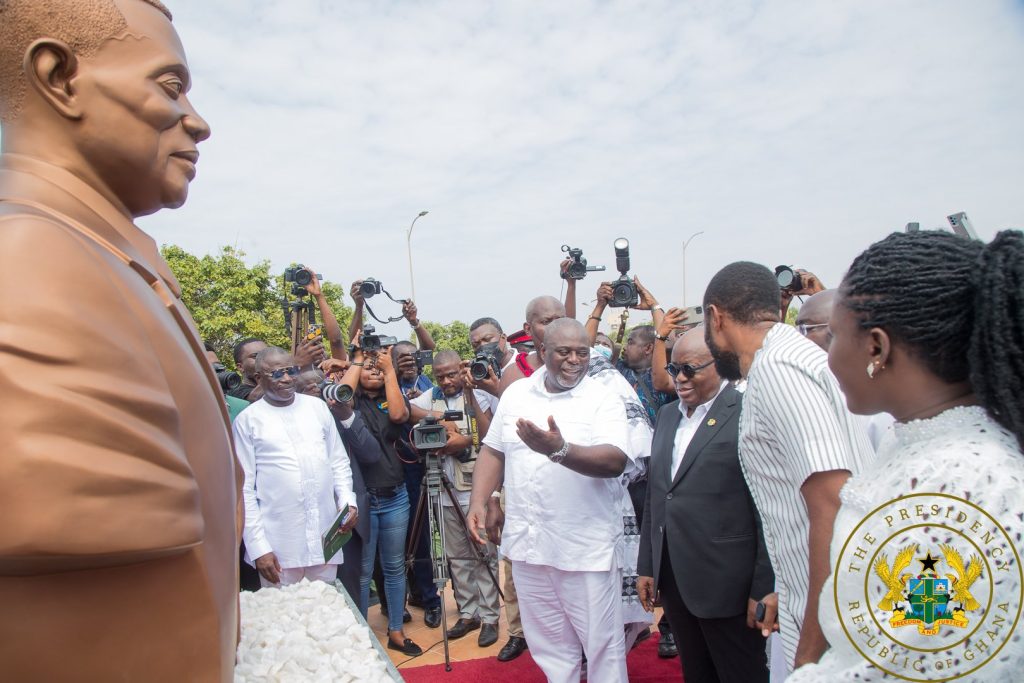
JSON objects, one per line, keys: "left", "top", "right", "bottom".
{"left": 789, "top": 406, "right": 1024, "bottom": 682}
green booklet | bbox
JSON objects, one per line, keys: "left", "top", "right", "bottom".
{"left": 321, "top": 505, "right": 353, "bottom": 562}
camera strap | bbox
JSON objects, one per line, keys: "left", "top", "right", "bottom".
{"left": 364, "top": 285, "right": 409, "bottom": 324}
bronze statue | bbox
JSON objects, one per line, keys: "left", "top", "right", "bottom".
{"left": 0, "top": 1, "right": 238, "bottom": 680}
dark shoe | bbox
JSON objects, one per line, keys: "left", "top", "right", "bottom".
{"left": 446, "top": 617, "right": 481, "bottom": 640}
{"left": 497, "top": 636, "right": 528, "bottom": 662}
{"left": 424, "top": 605, "right": 442, "bottom": 629}
{"left": 657, "top": 632, "right": 678, "bottom": 659}
{"left": 478, "top": 623, "right": 499, "bottom": 647}
{"left": 387, "top": 635, "right": 423, "bottom": 657}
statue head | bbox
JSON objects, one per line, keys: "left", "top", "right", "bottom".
{"left": 0, "top": 0, "right": 210, "bottom": 217}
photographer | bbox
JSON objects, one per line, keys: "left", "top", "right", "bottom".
{"left": 409, "top": 351, "right": 501, "bottom": 647}
{"left": 299, "top": 362, "right": 386, "bottom": 614}
{"left": 349, "top": 280, "right": 435, "bottom": 357}
{"left": 468, "top": 317, "right": 518, "bottom": 402}
{"left": 336, "top": 341, "right": 424, "bottom": 656}
{"left": 393, "top": 341, "right": 434, "bottom": 399}
{"left": 302, "top": 266, "right": 348, "bottom": 361}
{"left": 586, "top": 278, "right": 673, "bottom": 426}
{"left": 778, "top": 268, "right": 825, "bottom": 322}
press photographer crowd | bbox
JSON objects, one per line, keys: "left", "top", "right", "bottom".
{"left": 203, "top": 225, "right": 1024, "bottom": 683}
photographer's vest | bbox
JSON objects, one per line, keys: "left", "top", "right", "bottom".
{"left": 427, "top": 388, "right": 478, "bottom": 492}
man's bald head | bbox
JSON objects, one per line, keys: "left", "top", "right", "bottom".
{"left": 543, "top": 318, "right": 588, "bottom": 348}
{"left": 525, "top": 296, "right": 565, "bottom": 325}
{"left": 523, "top": 295, "right": 566, "bottom": 348}
{"left": 795, "top": 289, "right": 837, "bottom": 351}
{"left": 254, "top": 346, "right": 292, "bottom": 374}
{"left": 0, "top": 0, "right": 172, "bottom": 121}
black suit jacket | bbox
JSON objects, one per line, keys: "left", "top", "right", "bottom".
{"left": 638, "top": 385, "right": 773, "bottom": 619}
{"left": 337, "top": 411, "right": 383, "bottom": 540}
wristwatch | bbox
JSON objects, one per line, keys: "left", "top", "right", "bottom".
{"left": 654, "top": 332, "right": 669, "bottom": 342}
{"left": 548, "top": 440, "right": 570, "bottom": 464}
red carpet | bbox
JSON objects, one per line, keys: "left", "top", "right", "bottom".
{"left": 401, "top": 633, "right": 682, "bottom": 682}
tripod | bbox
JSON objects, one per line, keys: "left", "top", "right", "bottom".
{"left": 405, "top": 453, "right": 503, "bottom": 671}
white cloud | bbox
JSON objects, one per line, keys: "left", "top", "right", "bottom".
{"left": 127, "top": 0, "right": 1024, "bottom": 335}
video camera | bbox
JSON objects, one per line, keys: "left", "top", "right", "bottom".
{"left": 607, "top": 237, "right": 639, "bottom": 308}
{"left": 412, "top": 410, "right": 464, "bottom": 451}
{"left": 319, "top": 380, "right": 353, "bottom": 404}
{"left": 774, "top": 265, "right": 804, "bottom": 292}
{"left": 360, "top": 324, "right": 398, "bottom": 352}
{"left": 284, "top": 264, "right": 321, "bottom": 297}
{"left": 561, "top": 244, "right": 606, "bottom": 281}
{"left": 470, "top": 342, "right": 503, "bottom": 382}
{"left": 212, "top": 362, "right": 241, "bottom": 392}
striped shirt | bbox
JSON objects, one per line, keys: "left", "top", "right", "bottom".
{"left": 738, "top": 323, "right": 874, "bottom": 672}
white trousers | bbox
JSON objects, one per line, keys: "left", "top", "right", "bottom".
{"left": 512, "top": 560, "right": 627, "bottom": 683}
{"left": 259, "top": 563, "right": 337, "bottom": 588}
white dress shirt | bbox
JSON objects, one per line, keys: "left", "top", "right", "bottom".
{"left": 671, "top": 380, "right": 729, "bottom": 480}
{"left": 739, "top": 323, "right": 874, "bottom": 671}
{"left": 234, "top": 393, "right": 356, "bottom": 568}
{"left": 482, "top": 368, "right": 632, "bottom": 572}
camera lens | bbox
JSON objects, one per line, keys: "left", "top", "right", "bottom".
{"left": 360, "top": 281, "right": 377, "bottom": 298}
{"left": 470, "top": 359, "right": 489, "bottom": 381}
{"left": 775, "top": 266, "right": 799, "bottom": 290}
{"left": 294, "top": 269, "right": 312, "bottom": 286}
{"left": 322, "top": 383, "right": 353, "bottom": 403}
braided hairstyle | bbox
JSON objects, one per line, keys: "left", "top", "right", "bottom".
{"left": 840, "top": 229, "right": 1024, "bottom": 448}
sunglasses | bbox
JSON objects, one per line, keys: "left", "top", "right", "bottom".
{"left": 268, "top": 366, "right": 300, "bottom": 380}
{"left": 797, "top": 323, "right": 829, "bottom": 337}
{"left": 665, "top": 359, "right": 714, "bottom": 379}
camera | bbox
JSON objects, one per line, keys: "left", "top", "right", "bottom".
{"left": 561, "top": 244, "right": 606, "bottom": 281}
{"left": 284, "top": 265, "right": 321, "bottom": 297}
{"left": 359, "top": 278, "right": 383, "bottom": 299}
{"left": 607, "top": 237, "right": 638, "bottom": 308}
{"left": 412, "top": 410, "right": 464, "bottom": 451}
{"left": 359, "top": 324, "right": 398, "bottom": 352}
{"left": 774, "top": 265, "right": 804, "bottom": 292}
{"left": 319, "top": 380, "right": 353, "bottom": 403}
{"left": 470, "top": 342, "right": 503, "bottom": 381}
{"left": 212, "top": 362, "right": 241, "bottom": 392}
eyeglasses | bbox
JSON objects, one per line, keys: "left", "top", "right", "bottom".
{"left": 268, "top": 366, "right": 300, "bottom": 380}
{"left": 797, "top": 323, "right": 829, "bottom": 337}
{"left": 665, "top": 359, "right": 714, "bottom": 379}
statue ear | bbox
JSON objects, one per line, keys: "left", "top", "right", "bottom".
{"left": 24, "top": 38, "right": 82, "bottom": 120}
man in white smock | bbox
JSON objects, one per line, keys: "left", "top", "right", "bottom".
{"left": 468, "top": 318, "right": 635, "bottom": 683}
{"left": 234, "top": 347, "right": 358, "bottom": 587}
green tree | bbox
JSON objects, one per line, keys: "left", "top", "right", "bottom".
{"left": 161, "top": 245, "right": 353, "bottom": 368}
{"left": 419, "top": 320, "right": 473, "bottom": 359}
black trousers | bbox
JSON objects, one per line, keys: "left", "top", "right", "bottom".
{"left": 658, "top": 552, "right": 768, "bottom": 683}
{"left": 339, "top": 532, "right": 365, "bottom": 613}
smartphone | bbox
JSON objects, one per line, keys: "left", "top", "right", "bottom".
{"left": 755, "top": 601, "right": 766, "bottom": 622}
{"left": 305, "top": 323, "right": 323, "bottom": 341}
{"left": 683, "top": 305, "right": 704, "bottom": 325}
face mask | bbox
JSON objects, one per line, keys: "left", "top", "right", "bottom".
{"left": 594, "top": 344, "right": 612, "bottom": 359}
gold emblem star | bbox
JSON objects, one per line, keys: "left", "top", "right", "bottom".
{"left": 707, "top": 418, "right": 716, "bottom": 427}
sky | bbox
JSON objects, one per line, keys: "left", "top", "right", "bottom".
{"left": 135, "top": 0, "right": 1024, "bottom": 337}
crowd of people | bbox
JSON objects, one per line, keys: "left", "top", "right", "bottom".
{"left": 3, "top": 4, "right": 1020, "bottom": 682}
{"left": 215, "top": 229, "right": 1024, "bottom": 683}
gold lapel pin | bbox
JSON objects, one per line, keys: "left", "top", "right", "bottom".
{"left": 707, "top": 418, "right": 717, "bottom": 427}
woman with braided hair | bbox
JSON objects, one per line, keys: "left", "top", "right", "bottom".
{"left": 789, "top": 229, "right": 1024, "bottom": 682}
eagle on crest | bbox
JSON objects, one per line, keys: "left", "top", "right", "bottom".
{"left": 874, "top": 543, "right": 918, "bottom": 610}
{"left": 939, "top": 543, "right": 983, "bottom": 611}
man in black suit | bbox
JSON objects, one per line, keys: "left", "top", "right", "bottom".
{"left": 638, "top": 328, "right": 774, "bottom": 683}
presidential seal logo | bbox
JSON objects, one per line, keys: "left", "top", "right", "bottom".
{"left": 874, "top": 546, "right": 980, "bottom": 636}
{"left": 833, "top": 493, "right": 1022, "bottom": 682}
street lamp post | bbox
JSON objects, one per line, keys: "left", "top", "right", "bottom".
{"left": 406, "top": 210, "right": 428, "bottom": 302}
{"left": 681, "top": 230, "right": 704, "bottom": 306}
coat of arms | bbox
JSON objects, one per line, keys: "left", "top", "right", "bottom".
{"left": 873, "top": 543, "right": 982, "bottom": 635}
